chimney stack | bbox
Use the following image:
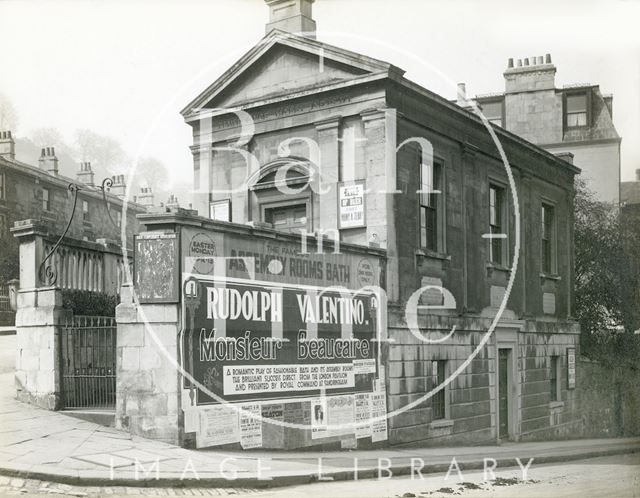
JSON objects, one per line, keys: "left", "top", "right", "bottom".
{"left": 110, "top": 174, "right": 127, "bottom": 198}
{"left": 0, "top": 131, "right": 15, "bottom": 160}
{"left": 555, "top": 152, "right": 574, "bottom": 165}
{"left": 137, "top": 186, "right": 154, "bottom": 208}
{"left": 39, "top": 147, "right": 59, "bottom": 175}
{"left": 76, "top": 161, "right": 95, "bottom": 187}
{"left": 265, "top": 0, "right": 316, "bottom": 38}
{"left": 166, "top": 194, "right": 180, "bottom": 210}
{"left": 504, "top": 53, "right": 556, "bottom": 94}
{"left": 456, "top": 82, "right": 467, "bottom": 106}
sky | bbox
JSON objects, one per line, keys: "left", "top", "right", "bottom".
{"left": 1, "top": 0, "right": 639, "bottom": 199}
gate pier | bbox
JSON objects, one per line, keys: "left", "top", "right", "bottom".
{"left": 15, "top": 286, "right": 68, "bottom": 410}
{"left": 115, "top": 283, "right": 182, "bottom": 444}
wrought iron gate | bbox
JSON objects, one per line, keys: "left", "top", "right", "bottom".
{"left": 60, "top": 315, "right": 116, "bottom": 409}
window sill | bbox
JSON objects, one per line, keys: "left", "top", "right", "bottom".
{"left": 41, "top": 210, "right": 57, "bottom": 221}
{"left": 549, "top": 401, "right": 565, "bottom": 410}
{"left": 429, "top": 418, "right": 454, "bottom": 429}
{"left": 486, "top": 261, "right": 511, "bottom": 273}
{"left": 415, "top": 249, "right": 451, "bottom": 262}
{"left": 540, "top": 272, "right": 561, "bottom": 282}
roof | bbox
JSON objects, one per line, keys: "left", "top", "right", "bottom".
{"left": 182, "top": 30, "right": 580, "bottom": 176}
{"left": 0, "top": 155, "right": 146, "bottom": 210}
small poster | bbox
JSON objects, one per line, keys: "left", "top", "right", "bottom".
{"left": 239, "top": 403, "right": 262, "bottom": 449}
{"left": 327, "top": 395, "right": 355, "bottom": 437}
{"left": 197, "top": 405, "right": 240, "bottom": 448}
{"left": 311, "top": 398, "right": 327, "bottom": 439}
{"left": 371, "top": 366, "right": 388, "bottom": 442}
{"left": 567, "top": 348, "right": 576, "bottom": 389}
{"left": 338, "top": 181, "right": 366, "bottom": 229}
{"left": 371, "top": 392, "right": 388, "bottom": 442}
{"left": 355, "top": 393, "right": 372, "bottom": 439}
{"left": 353, "top": 359, "right": 376, "bottom": 375}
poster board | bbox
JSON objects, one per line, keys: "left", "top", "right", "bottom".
{"left": 134, "top": 232, "right": 179, "bottom": 303}
{"left": 182, "top": 275, "right": 380, "bottom": 405}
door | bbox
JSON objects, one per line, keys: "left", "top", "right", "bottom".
{"left": 498, "top": 348, "right": 510, "bottom": 439}
{"left": 264, "top": 204, "right": 308, "bottom": 233}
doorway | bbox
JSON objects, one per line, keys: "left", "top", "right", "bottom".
{"left": 498, "top": 348, "right": 511, "bottom": 440}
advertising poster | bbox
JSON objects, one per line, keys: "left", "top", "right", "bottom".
{"left": 311, "top": 398, "right": 327, "bottom": 439}
{"left": 326, "top": 395, "right": 355, "bottom": 437}
{"left": 371, "top": 392, "right": 388, "bottom": 443}
{"left": 182, "top": 276, "right": 380, "bottom": 405}
{"left": 567, "top": 348, "right": 576, "bottom": 389}
{"left": 239, "top": 403, "right": 262, "bottom": 449}
{"left": 355, "top": 393, "right": 372, "bottom": 439}
{"left": 338, "top": 181, "right": 366, "bottom": 229}
{"left": 197, "top": 405, "right": 240, "bottom": 447}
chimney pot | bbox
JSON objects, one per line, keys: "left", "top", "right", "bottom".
{"left": 538, "top": 55, "right": 544, "bottom": 64}
{"left": 517, "top": 59, "right": 522, "bottom": 67}
{"left": 508, "top": 58, "right": 514, "bottom": 68}
{"left": 636, "top": 168, "right": 640, "bottom": 182}
{"left": 545, "top": 53, "right": 552, "bottom": 64}
{"left": 524, "top": 58, "right": 529, "bottom": 66}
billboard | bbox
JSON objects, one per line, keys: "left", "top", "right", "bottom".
{"left": 182, "top": 276, "right": 380, "bottom": 405}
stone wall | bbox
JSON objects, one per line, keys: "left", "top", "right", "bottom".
{"left": 576, "top": 358, "right": 640, "bottom": 438}
{"left": 385, "top": 310, "right": 582, "bottom": 447}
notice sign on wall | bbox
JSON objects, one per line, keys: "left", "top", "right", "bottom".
{"left": 567, "top": 348, "right": 576, "bottom": 389}
{"left": 338, "top": 181, "right": 366, "bottom": 229}
{"left": 182, "top": 275, "right": 380, "bottom": 405}
{"left": 134, "top": 232, "right": 179, "bottom": 303}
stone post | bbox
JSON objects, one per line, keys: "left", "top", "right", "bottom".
{"left": 115, "top": 284, "right": 181, "bottom": 444}
{"left": 11, "top": 220, "right": 69, "bottom": 410}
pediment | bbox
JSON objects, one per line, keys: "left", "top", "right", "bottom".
{"left": 182, "top": 31, "right": 400, "bottom": 117}
{"left": 211, "top": 44, "right": 368, "bottom": 108}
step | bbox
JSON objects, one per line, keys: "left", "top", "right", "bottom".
{"left": 62, "top": 409, "right": 115, "bottom": 427}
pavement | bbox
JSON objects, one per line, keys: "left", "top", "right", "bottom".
{"left": 0, "top": 326, "right": 16, "bottom": 336}
{"left": 1, "top": 372, "right": 639, "bottom": 490}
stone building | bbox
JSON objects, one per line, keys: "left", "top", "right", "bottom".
{"left": 460, "top": 55, "right": 621, "bottom": 204}
{"left": 165, "top": 0, "right": 582, "bottom": 447}
{"left": 0, "top": 131, "right": 147, "bottom": 244}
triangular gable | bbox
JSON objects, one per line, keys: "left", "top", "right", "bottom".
{"left": 181, "top": 30, "right": 402, "bottom": 117}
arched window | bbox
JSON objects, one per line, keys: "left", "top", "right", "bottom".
{"left": 250, "top": 157, "right": 314, "bottom": 234}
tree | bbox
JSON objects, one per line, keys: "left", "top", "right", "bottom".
{"left": 0, "top": 92, "right": 18, "bottom": 131}
{"left": 131, "top": 157, "right": 169, "bottom": 195}
{"left": 574, "top": 179, "right": 639, "bottom": 364}
{"left": 74, "top": 128, "right": 126, "bottom": 174}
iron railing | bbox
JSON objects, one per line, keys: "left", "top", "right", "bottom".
{"left": 60, "top": 315, "right": 116, "bottom": 409}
